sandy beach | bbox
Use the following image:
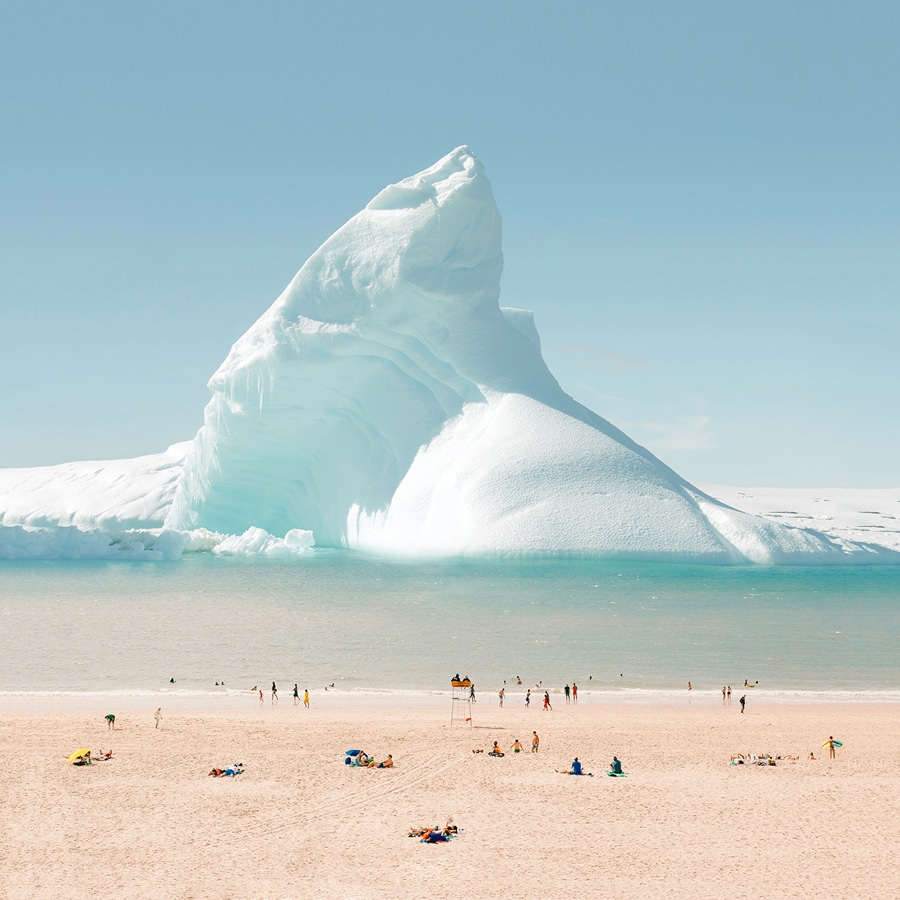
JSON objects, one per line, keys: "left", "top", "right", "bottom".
{"left": 1, "top": 696, "right": 897, "bottom": 899}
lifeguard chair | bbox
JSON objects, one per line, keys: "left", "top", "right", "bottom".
{"left": 450, "top": 678, "right": 473, "bottom": 726}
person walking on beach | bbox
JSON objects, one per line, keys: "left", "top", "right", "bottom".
{"left": 739, "top": 694, "right": 746, "bottom": 714}
{"left": 271, "top": 682, "right": 278, "bottom": 705}
{"left": 105, "top": 714, "right": 115, "bottom": 730}
{"left": 564, "top": 684, "right": 570, "bottom": 703}
{"left": 498, "top": 687, "right": 505, "bottom": 707}
{"left": 531, "top": 731, "right": 540, "bottom": 753}
{"left": 543, "top": 691, "right": 552, "bottom": 711}
{"left": 572, "top": 683, "right": 578, "bottom": 703}
{"left": 727, "top": 685, "right": 732, "bottom": 701}
{"left": 293, "top": 684, "right": 300, "bottom": 705}
{"left": 304, "top": 689, "right": 309, "bottom": 708}
{"left": 525, "top": 689, "right": 531, "bottom": 708}
{"left": 469, "top": 683, "right": 476, "bottom": 702}
{"left": 154, "top": 707, "right": 162, "bottom": 729}
{"left": 258, "top": 689, "right": 264, "bottom": 705}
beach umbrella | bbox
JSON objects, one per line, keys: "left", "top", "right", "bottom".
{"left": 67, "top": 748, "right": 90, "bottom": 763}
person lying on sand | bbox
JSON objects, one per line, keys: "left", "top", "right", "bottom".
{"left": 366, "top": 755, "right": 393, "bottom": 768}
{"left": 420, "top": 829, "right": 450, "bottom": 843}
{"left": 208, "top": 765, "right": 244, "bottom": 777}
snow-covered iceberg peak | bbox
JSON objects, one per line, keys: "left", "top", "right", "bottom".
{"left": 168, "top": 147, "right": 562, "bottom": 546}
{"left": 164, "top": 148, "right": 897, "bottom": 563}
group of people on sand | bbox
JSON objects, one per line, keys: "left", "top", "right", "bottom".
{"left": 69, "top": 749, "right": 114, "bottom": 766}
{"left": 409, "top": 819, "right": 458, "bottom": 843}
{"left": 496, "top": 685, "right": 577, "bottom": 709}
{"left": 478, "top": 735, "right": 623, "bottom": 776}
{"left": 557, "top": 755, "right": 623, "bottom": 776}
{"left": 251, "top": 683, "right": 312, "bottom": 707}
{"left": 344, "top": 749, "right": 394, "bottom": 768}
{"left": 730, "top": 753, "right": 780, "bottom": 766}
{"left": 481, "top": 732, "right": 540, "bottom": 756}
{"left": 730, "top": 738, "right": 839, "bottom": 765}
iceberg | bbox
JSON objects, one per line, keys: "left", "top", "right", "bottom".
{"left": 1, "top": 147, "right": 897, "bottom": 563}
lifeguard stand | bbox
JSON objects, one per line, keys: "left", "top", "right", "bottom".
{"left": 450, "top": 679, "right": 473, "bottom": 726}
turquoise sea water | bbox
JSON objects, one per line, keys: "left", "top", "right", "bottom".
{"left": 0, "top": 554, "right": 898, "bottom": 698}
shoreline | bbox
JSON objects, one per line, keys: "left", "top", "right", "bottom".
{"left": 2, "top": 686, "right": 900, "bottom": 714}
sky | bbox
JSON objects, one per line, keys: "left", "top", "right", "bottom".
{"left": 1, "top": 1, "right": 897, "bottom": 487}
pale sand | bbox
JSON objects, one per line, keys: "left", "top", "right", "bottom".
{"left": 1, "top": 699, "right": 898, "bottom": 899}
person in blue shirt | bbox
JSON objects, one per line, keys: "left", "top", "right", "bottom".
{"left": 559, "top": 757, "right": 590, "bottom": 775}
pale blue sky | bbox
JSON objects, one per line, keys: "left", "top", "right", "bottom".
{"left": 1, "top": 1, "right": 897, "bottom": 486}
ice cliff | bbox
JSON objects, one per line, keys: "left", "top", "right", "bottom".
{"left": 1, "top": 148, "right": 896, "bottom": 562}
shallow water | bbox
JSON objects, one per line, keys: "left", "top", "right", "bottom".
{"left": 0, "top": 554, "right": 898, "bottom": 697}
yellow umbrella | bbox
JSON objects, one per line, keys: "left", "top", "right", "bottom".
{"left": 67, "top": 748, "right": 90, "bottom": 763}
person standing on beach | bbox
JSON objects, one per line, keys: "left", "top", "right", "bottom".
{"left": 498, "top": 687, "right": 505, "bottom": 707}
{"left": 272, "top": 682, "right": 278, "bottom": 705}
{"left": 564, "top": 684, "right": 570, "bottom": 703}
{"left": 154, "top": 707, "right": 162, "bottom": 729}
{"left": 525, "top": 689, "right": 531, "bottom": 707}
{"left": 531, "top": 731, "right": 540, "bottom": 753}
{"left": 739, "top": 695, "right": 746, "bottom": 714}
{"left": 826, "top": 736, "right": 837, "bottom": 759}
{"left": 727, "top": 686, "right": 732, "bottom": 702}
{"left": 722, "top": 686, "right": 726, "bottom": 704}
{"left": 105, "top": 714, "right": 115, "bottom": 730}
{"left": 543, "top": 691, "right": 552, "bottom": 711}
{"left": 688, "top": 681, "right": 692, "bottom": 691}
{"left": 572, "top": 683, "right": 578, "bottom": 703}
{"left": 304, "top": 689, "right": 309, "bottom": 708}
{"left": 293, "top": 684, "right": 299, "bottom": 705}
{"left": 258, "top": 689, "right": 264, "bottom": 705}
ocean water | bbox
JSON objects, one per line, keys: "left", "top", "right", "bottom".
{"left": 1, "top": 554, "right": 898, "bottom": 702}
